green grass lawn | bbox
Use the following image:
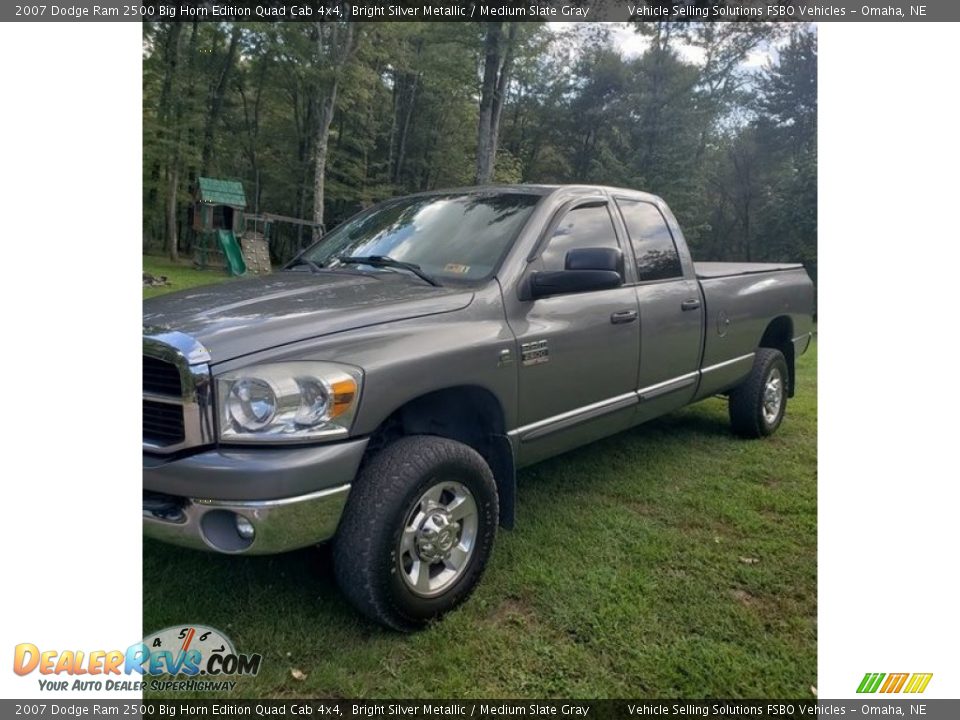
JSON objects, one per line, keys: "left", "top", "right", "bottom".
{"left": 143, "top": 255, "right": 233, "bottom": 299}
{"left": 143, "top": 341, "right": 816, "bottom": 699}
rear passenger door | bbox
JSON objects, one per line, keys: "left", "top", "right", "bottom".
{"left": 614, "top": 198, "right": 704, "bottom": 419}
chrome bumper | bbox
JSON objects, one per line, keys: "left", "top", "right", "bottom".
{"left": 143, "top": 484, "right": 351, "bottom": 555}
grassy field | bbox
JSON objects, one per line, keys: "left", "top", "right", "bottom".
{"left": 143, "top": 322, "right": 816, "bottom": 699}
{"left": 143, "top": 255, "right": 233, "bottom": 299}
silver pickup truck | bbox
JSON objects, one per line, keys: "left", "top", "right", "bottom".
{"left": 143, "top": 185, "right": 814, "bottom": 630}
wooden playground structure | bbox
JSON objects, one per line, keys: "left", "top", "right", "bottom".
{"left": 191, "top": 177, "right": 323, "bottom": 276}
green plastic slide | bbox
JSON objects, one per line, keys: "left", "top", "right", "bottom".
{"left": 217, "top": 229, "right": 247, "bottom": 276}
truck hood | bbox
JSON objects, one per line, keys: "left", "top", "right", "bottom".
{"left": 143, "top": 271, "right": 474, "bottom": 363}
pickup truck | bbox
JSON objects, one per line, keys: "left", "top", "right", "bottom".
{"left": 143, "top": 185, "right": 815, "bottom": 630}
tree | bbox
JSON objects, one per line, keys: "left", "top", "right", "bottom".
{"left": 475, "top": 22, "right": 517, "bottom": 184}
{"left": 158, "top": 22, "right": 185, "bottom": 261}
{"left": 753, "top": 28, "right": 818, "bottom": 264}
{"left": 758, "top": 27, "right": 817, "bottom": 153}
{"left": 311, "top": 20, "right": 358, "bottom": 234}
{"left": 200, "top": 23, "right": 242, "bottom": 175}
{"left": 141, "top": 20, "right": 817, "bottom": 270}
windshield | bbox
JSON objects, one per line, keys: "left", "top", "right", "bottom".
{"left": 301, "top": 192, "right": 542, "bottom": 284}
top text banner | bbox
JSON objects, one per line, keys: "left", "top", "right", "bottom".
{"left": 3, "top": 0, "right": 954, "bottom": 22}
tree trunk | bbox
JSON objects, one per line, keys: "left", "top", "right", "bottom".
{"left": 158, "top": 23, "right": 182, "bottom": 116}
{"left": 475, "top": 23, "right": 517, "bottom": 185}
{"left": 311, "top": 21, "right": 357, "bottom": 236}
{"left": 166, "top": 161, "right": 180, "bottom": 262}
{"left": 183, "top": 23, "right": 202, "bottom": 256}
{"left": 387, "top": 70, "right": 400, "bottom": 184}
{"left": 162, "top": 22, "right": 185, "bottom": 261}
{"left": 394, "top": 71, "right": 420, "bottom": 185}
{"left": 201, "top": 24, "right": 242, "bottom": 175}
{"left": 475, "top": 23, "right": 502, "bottom": 185}
{"left": 487, "top": 23, "right": 515, "bottom": 177}
{"left": 148, "top": 23, "right": 183, "bottom": 248}
{"left": 239, "top": 48, "right": 268, "bottom": 210}
{"left": 312, "top": 88, "right": 338, "bottom": 232}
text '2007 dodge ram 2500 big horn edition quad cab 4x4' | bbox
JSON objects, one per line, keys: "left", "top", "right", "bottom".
{"left": 143, "top": 185, "right": 814, "bottom": 630}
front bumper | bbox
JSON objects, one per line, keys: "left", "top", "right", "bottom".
{"left": 143, "top": 485, "right": 351, "bottom": 554}
{"left": 143, "top": 438, "right": 368, "bottom": 554}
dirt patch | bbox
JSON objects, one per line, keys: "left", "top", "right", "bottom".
{"left": 626, "top": 501, "right": 658, "bottom": 517}
{"left": 487, "top": 597, "right": 537, "bottom": 628}
{"left": 674, "top": 515, "right": 745, "bottom": 540}
{"left": 730, "top": 588, "right": 756, "bottom": 607}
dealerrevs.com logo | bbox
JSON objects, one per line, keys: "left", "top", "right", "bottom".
{"left": 13, "top": 625, "right": 262, "bottom": 693}
{"left": 857, "top": 673, "right": 933, "bottom": 694}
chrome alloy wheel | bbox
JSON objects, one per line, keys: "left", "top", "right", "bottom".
{"left": 398, "top": 481, "right": 478, "bottom": 598}
{"left": 762, "top": 368, "right": 784, "bottom": 425}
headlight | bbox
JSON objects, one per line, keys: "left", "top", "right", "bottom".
{"left": 216, "top": 362, "right": 362, "bottom": 443}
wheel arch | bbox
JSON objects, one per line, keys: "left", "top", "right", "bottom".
{"left": 365, "top": 385, "right": 517, "bottom": 529}
{"left": 758, "top": 315, "right": 795, "bottom": 397}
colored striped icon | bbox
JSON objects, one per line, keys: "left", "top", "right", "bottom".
{"left": 903, "top": 673, "right": 934, "bottom": 693}
{"left": 857, "top": 672, "right": 933, "bottom": 694}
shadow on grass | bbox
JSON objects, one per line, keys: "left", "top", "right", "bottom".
{"left": 518, "top": 400, "right": 734, "bottom": 482}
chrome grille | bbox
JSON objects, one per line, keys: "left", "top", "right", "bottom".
{"left": 143, "top": 399, "right": 185, "bottom": 445}
{"left": 143, "top": 331, "right": 214, "bottom": 454}
{"left": 143, "top": 356, "right": 182, "bottom": 396}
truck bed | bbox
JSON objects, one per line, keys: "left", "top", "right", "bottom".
{"left": 695, "top": 261, "right": 804, "bottom": 279}
{"left": 693, "top": 262, "right": 815, "bottom": 402}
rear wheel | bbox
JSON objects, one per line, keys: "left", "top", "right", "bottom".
{"left": 729, "top": 348, "right": 788, "bottom": 438}
{"left": 333, "top": 435, "right": 498, "bottom": 631}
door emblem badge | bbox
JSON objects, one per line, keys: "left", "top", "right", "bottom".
{"left": 521, "top": 340, "right": 550, "bottom": 366}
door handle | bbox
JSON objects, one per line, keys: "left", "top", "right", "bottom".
{"left": 610, "top": 309, "right": 638, "bottom": 324}
{"left": 681, "top": 298, "right": 701, "bottom": 312}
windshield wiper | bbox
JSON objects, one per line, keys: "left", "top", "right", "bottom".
{"left": 285, "top": 256, "right": 324, "bottom": 274}
{"left": 336, "top": 255, "right": 440, "bottom": 287}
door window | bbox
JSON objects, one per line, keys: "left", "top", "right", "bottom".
{"left": 616, "top": 200, "right": 683, "bottom": 281}
{"left": 540, "top": 205, "right": 620, "bottom": 271}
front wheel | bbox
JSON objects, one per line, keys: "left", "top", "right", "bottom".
{"left": 333, "top": 435, "right": 498, "bottom": 631}
{"left": 728, "top": 348, "right": 789, "bottom": 438}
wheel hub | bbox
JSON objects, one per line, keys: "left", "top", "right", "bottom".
{"left": 397, "top": 481, "right": 479, "bottom": 598}
{"left": 762, "top": 369, "right": 783, "bottom": 424}
{"left": 414, "top": 509, "right": 461, "bottom": 563}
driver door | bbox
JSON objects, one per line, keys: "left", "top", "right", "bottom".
{"left": 505, "top": 201, "right": 641, "bottom": 465}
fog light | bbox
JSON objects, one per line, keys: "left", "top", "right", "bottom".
{"left": 235, "top": 515, "right": 256, "bottom": 541}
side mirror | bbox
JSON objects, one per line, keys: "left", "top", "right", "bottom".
{"left": 565, "top": 247, "right": 624, "bottom": 275}
{"left": 527, "top": 247, "right": 624, "bottom": 299}
{"left": 529, "top": 269, "right": 622, "bottom": 299}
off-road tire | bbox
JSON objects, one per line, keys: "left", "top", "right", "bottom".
{"left": 333, "top": 435, "right": 498, "bottom": 631}
{"left": 728, "top": 348, "right": 789, "bottom": 438}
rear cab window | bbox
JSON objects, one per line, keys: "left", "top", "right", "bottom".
{"left": 615, "top": 199, "right": 684, "bottom": 281}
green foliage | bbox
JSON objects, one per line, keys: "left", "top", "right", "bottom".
{"left": 143, "top": 21, "right": 816, "bottom": 267}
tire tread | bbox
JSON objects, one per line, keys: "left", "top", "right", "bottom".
{"left": 728, "top": 348, "right": 788, "bottom": 439}
{"left": 333, "top": 435, "right": 497, "bottom": 631}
